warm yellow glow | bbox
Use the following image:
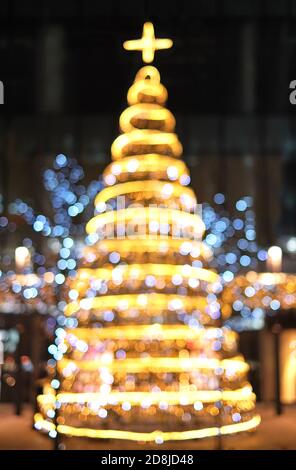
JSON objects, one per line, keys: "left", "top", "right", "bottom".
{"left": 111, "top": 64, "right": 182, "bottom": 161}
{"left": 244, "top": 271, "right": 295, "bottom": 287}
{"left": 123, "top": 22, "right": 173, "bottom": 63}
{"left": 34, "top": 414, "right": 54, "bottom": 432}
{"left": 86, "top": 207, "right": 205, "bottom": 237}
{"left": 256, "top": 272, "right": 286, "bottom": 286}
{"left": 108, "top": 61, "right": 184, "bottom": 189}
{"left": 58, "top": 356, "right": 249, "bottom": 374}
{"left": 120, "top": 103, "right": 175, "bottom": 133}
{"left": 95, "top": 180, "right": 196, "bottom": 207}
{"left": 74, "top": 263, "right": 218, "bottom": 285}
{"left": 223, "top": 271, "right": 296, "bottom": 313}
{"left": 127, "top": 70, "right": 168, "bottom": 106}
{"left": 281, "top": 331, "right": 296, "bottom": 404}
{"left": 103, "top": 155, "right": 189, "bottom": 183}
{"left": 111, "top": 129, "right": 183, "bottom": 160}
{"left": 10, "top": 273, "right": 40, "bottom": 286}
{"left": 85, "top": 238, "right": 212, "bottom": 259}
{"left": 37, "top": 386, "right": 254, "bottom": 407}
{"left": 65, "top": 324, "right": 237, "bottom": 342}
{"left": 64, "top": 293, "right": 209, "bottom": 317}
{"left": 43, "top": 271, "right": 55, "bottom": 283}
{"left": 34, "top": 415, "right": 261, "bottom": 441}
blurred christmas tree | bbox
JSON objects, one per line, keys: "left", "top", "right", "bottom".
{"left": 34, "top": 23, "right": 260, "bottom": 443}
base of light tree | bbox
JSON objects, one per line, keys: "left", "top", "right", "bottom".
{"left": 0, "top": 403, "right": 295, "bottom": 450}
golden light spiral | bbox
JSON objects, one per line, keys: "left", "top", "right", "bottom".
{"left": 111, "top": 66, "right": 182, "bottom": 160}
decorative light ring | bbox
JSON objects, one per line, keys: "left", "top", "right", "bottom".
{"left": 37, "top": 387, "right": 254, "bottom": 407}
{"left": 64, "top": 293, "right": 209, "bottom": 317}
{"left": 83, "top": 238, "right": 212, "bottom": 261}
{"left": 86, "top": 207, "right": 205, "bottom": 238}
{"left": 34, "top": 414, "right": 261, "bottom": 441}
{"left": 65, "top": 324, "right": 237, "bottom": 342}
{"left": 111, "top": 129, "right": 183, "bottom": 160}
{"left": 94, "top": 180, "right": 196, "bottom": 208}
{"left": 75, "top": 264, "right": 218, "bottom": 284}
{"left": 127, "top": 66, "right": 167, "bottom": 105}
{"left": 119, "top": 103, "right": 175, "bottom": 133}
{"left": 103, "top": 155, "right": 190, "bottom": 185}
{"left": 58, "top": 356, "right": 249, "bottom": 374}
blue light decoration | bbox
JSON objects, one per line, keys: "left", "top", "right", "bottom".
{"left": 203, "top": 194, "right": 267, "bottom": 331}
{"left": 9, "top": 154, "right": 102, "bottom": 240}
{"left": 0, "top": 154, "right": 103, "bottom": 315}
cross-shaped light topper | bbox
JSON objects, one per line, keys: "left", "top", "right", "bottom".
{"left": 123, "top": 22, "right": 173, "bottom": 63}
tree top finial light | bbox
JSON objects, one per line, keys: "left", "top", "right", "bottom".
{"left": 123, "top": 22, "right": 173, "bottom": 63}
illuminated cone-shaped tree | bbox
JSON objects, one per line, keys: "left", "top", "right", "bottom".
{"left": 35, "top": 23, "right": 260, "bottom": 443}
